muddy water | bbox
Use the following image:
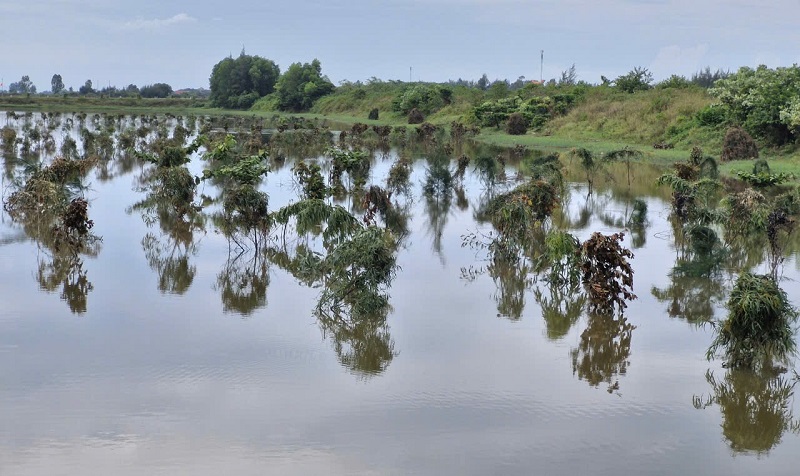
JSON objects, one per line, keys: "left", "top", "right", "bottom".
{"left": 1, "top": 113, "right": 799, "bottom": 475}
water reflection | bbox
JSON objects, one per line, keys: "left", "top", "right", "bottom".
{"left": 134, "top": 198, "right": 205, "bottom": 295}
{"left": 570, "top": 313, "right": 635, "bottom": 393}
{"left": 488, "top": 252, "right": 532, "bottom": 320}
{"left": 694, "top": 367, "right": 800, "bottom": 455}
{"left": 215, "top": 252, "right": 269, "bottom": 316}
{"left": 36, "top": 252, "right": 94, "bottom": 314}
{"left": 534, "top": 283, "right": 585, "bottom": 341}
{"left": 318, "top": 303, "right": 396, "bottom": 378}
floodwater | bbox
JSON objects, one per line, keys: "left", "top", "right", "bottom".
{"left": 1, "top": 112, "right": 800, "bottom": 475}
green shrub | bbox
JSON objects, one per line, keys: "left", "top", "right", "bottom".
{"left": 708, "top": 273, "right": 798, "bottom": 368}
{"left": 368, "top": 108, "right": 379, "bottom": 120}
{"left": 391, "top": 84, "right": 450, "bottom": 115}
{"left": 696, "top": 105, "right": 726, "bottom": 127}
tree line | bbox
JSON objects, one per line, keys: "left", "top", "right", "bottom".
{"left": 3, "top": 74, "right": 191, "bottom": 99}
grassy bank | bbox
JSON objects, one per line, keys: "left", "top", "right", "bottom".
{"left": 5, "top": 86, "right": 800, "bottom": 179}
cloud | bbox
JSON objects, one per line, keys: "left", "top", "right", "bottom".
{"left": 122, "top": 13, "right": 196, "bottom": 31}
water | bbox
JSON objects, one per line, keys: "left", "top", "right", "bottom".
{"left": 1, "top": 112, "right": 799, "bottom": 475}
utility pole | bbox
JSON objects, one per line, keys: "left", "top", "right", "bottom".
{"left": 540, "top": 50, "right": 544, "bottom": 83}
{"left": 410, "top": 66, "right": 412, "bottom": 83}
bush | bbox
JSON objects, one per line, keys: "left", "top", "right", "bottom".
{"left": 368, "top": 108, "right": 379, "bottom": 120}
{"left": 392, "top": 84, "right": 450, "bottom": 115}
{"left": 721, "top": 126, "right": 759, "bottom": 162}
{"left": 614, "top": 67, "right": 653, "bottom": 93}
{"left": 506, "top": 113, "right": 528, "bottom": 135}
{"left": 408, "top": 108, "right": 425, "bottom": 124}
{"left": 708, "top": 273, "right": 798, "bottom": 368}
{"left": 696, "top": 105, "right": 726, "bottom": 127}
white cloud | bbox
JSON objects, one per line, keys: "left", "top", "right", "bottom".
{"left": 122, "top": 13, "right": 197, "bottom": 31}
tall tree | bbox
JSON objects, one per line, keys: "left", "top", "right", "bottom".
{"left": 140, "top": 83, "right": 173, "bottom": 98}
{"left": 51, "top": 74, "right": 64, "bottom": 94}
{"left": 275, "top": 59, "right": 335, "bottom": 112}
{"left": 79, "top": 79, "right": 94, "bottom": 95}
{"left": 209, "top": 52, "right": 280, "bottom": 109}
{"left": 8, "top": 75, "right": 36, "bottom": 94}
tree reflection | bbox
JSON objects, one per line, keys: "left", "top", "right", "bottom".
{"left": 487, "top": 253, "right": 532, "bottom": 320}
{"left": 570, "top": 313, "right": 635, "bottom": 393}
{"left": 215, "top": 252, "right": 269, "bottom": 316}
{"left": 694, "top": 367, "right": 800, "bottom": 455}
{"left": 534, "top": 283, "right": 585, "bottom": 341}
{"left": 139, "top": 208, "right": 204, "bottom": 295}
{"left": 318, "top": 304, "right": 395, "bottom": 378}
{"left": 36, "top": 251, "right": 96, "bottom": 314}
{"left": 267, "top": 224, "right": 398, "bottom": 378}
{"left": 651, "top": 267, "right": 728, "bottom": 324}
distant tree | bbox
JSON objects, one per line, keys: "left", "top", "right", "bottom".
{"left": 486, "top": 80, "right": 509, "bottom": 100}
{"left": 209, "top": 52, "right": 280, "bottom": 109}
{"left": 614, "top": 67, "right": 653, "bottom": 93}
{"left": 509, "top": 75, "right": 527, "bottom": 90}
{"left": 8, "top": 75, "right": 36, "bottom": 94}
{"left": 140, "top": 83, "right": 173, "bottom": 98}
{"left": 79, "top": 79, "right": 94, "bottom": 95}
{"left": 477, "top": 73, "right": 489, "bottom": 91}
{"left": 558, "top": 64, "right": 577, "bottom": 86}
{"left": 124, "top": 84, "right": 140, "bottom": 96}
{"left": 657, "top": 75, "right": 690, "bottom": 89}
{"left": 691, "top": 66, "right": 731, "bottom": 88}
{"left": 99, "top": 86, "right": 120, "bottom": 97}
{"left": 51, "top": 74, "right": 64, "bottom": 94}
{"left": 275, "top": 59, "right": 335, "bottom": 112}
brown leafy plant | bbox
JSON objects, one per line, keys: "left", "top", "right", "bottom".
{"left": 580, "top": 232, "right": 637, "bottom": 314}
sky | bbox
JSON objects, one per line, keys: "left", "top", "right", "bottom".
{"left": 1, "top": 0, "right": 799, "bottom": 91}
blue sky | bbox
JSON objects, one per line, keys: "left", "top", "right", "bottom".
{"left": 2, "top": 0, "right": 799, "bottom": 91}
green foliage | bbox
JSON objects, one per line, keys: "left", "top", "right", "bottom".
{"left": 391, "top": 84, "right": 452, "bottom": 115}
{"left": 614, "top": 67, "right": 653, "bottom": 93}
{"left": 538, "top": 230, "right": 581, "bottom": 288}
{"left": 293, "top": 161, "right": 327, "bottom": 199}
{"left": 711, "top": 65, "right": 800, "bottom": 146}
{"left": 473, "top": 96, "right": 520, "bottom": 128}
{"left": 657, "top": 75, "right": 691, "bottom": 89}
{"left": 140, "top": 83, "right": 173, "bottom": 99}
{"left": 273, "top": 199, "right": 362, "bottom": 249}
{"left": 629, "top": 199, "right": 648, "bottom": 226}
{"left": 368, "top": 108, "right": 379, "bottom": 120}
{"left": 327, "top": 147, "right": 370, "bottom": 191}
{"left": 696, "top": 104, "right": 727, "bottom": 127}
{"left": 735, "top": 171, "right": 794, "bottom": 188}
{"left": 709, "top": 273, "right": 798, "bottom": 368}
{"left": 210, "top": 53, "right": 280, "bottom": 109}
{"left": 486, "top": 179, "right": 560, "bottom": 238}
{"left": 275, "top": 59, "right": 335, "bottom": 112}
{"left": 318, "top": 227, "right": 398, "bottom": 319}
{"left": 202, "top": 153, "right": 270, "bottom": 186}
{"left": 220, "top": 184, "right": 271, "bottom": 241}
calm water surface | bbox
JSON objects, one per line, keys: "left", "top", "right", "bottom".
{"left": 1, "top": 113, "right": 799, "bottom": 475}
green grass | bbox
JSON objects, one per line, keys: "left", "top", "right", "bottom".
{"left": 475, "top": 129, "right": 688, "bottom": 165}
